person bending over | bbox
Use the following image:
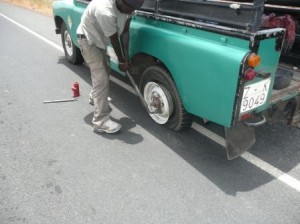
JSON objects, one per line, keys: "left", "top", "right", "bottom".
{"left": 77, "top": 0, "right": 145, "bottom": 134}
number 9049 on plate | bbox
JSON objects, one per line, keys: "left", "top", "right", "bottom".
{"left": 240, "top": 78, "right": 271, "bottom": 114}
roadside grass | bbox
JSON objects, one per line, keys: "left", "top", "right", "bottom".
{"left": 1, "top": 0, "right": 53, "bottom": 16}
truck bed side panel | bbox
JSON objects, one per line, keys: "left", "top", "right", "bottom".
{"left": 130, "top": 17, "right": 250, "bottom": 127}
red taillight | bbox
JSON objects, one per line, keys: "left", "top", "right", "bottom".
{"left": 240, "top": 113, "right": 251, "bottom": 121}
{"left": 244, "top": 69, "right": 256, "bottom": 80}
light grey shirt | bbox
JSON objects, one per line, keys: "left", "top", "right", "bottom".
{"left": 77, "top": 0, "right": 128, "bottom": 49}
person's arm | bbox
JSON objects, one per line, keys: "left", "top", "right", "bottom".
{"left": 109, "top": 16, "right": 132, "bottom": 72}
{"left": 109, "top": 32, "right": 128, "bottom": 72}
{"left": 120, "top": 17, "right": 131, "bottom": 64}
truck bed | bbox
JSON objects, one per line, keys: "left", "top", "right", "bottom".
{"left": 141, "top": 0, "right": 265, "bottom": 33}
{"left": 271, "top": 64, "right": 300, "bottom": 102}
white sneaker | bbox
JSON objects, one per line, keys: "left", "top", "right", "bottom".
{"left": 94, "top": 119, "right": 121, "bottom": 134}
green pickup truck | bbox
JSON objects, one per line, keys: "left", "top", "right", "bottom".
{"left": 52, "top": 0, "right": 300, "bottom": 159}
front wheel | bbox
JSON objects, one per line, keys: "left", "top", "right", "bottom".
{"left": 61, "top": 22, "right": 83, "bottom": 64}
{"left": 140, "top": 66, "right": 193, "bottom": 131}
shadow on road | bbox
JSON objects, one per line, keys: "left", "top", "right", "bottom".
{"left": 84, "top": 112, "right": 144, "bottom": 145}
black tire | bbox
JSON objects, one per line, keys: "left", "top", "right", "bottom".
{"left": 61, "top": 22, "right": 83, "bottom": 64}
{"left": 140, "top": 66, "right": 193, "bottom": 131}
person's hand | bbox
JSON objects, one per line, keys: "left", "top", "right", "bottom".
{"left": 118, "top": 60, "right": 130, "bottom": 72}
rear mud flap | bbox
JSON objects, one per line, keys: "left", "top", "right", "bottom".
{"left": 224, "top": 122, "right": 255, "bottom": 160}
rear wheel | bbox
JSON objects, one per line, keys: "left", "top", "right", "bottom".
{"left": 61, "top": 22, "right": 83, "bottom": 64}
{"left": 140, "top": 66, "right": 193, "bottom": 131}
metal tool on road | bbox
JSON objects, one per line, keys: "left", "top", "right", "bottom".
{"left": 43, "top": 98, "right": 78, "bottom": 104}
{"left": 125, "top": 70, "right": 156, "bottom": 114}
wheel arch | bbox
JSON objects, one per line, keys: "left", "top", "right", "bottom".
{"left": 130, "top": 53, "right": 178, "bottom": 94}
{"left": 54, "top": 16, "right": 64, "bottom": 34}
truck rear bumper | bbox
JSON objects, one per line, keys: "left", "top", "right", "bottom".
{"left": 291, "top": 97, "right": 300, "bottom": 128}
{"left": 268, "top": 75, "right": 300, "bottom": 127}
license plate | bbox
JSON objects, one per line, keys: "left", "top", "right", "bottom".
{"left": 240, "top": 78, "right": 271, "bottom": 114}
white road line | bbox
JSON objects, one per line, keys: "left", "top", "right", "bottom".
{"left": 2, "top": 13, "right": 300, "bottom": 192}
{"left": 192, "top": 123, "right": 226, "bottom": 147}
{"left": 110, "top": 76, "right": 136, "bottom": 95}
{"left": 241, "top": 153, "right": 300, "bottom": 192}
{"left": 0, "top": 13, "right": 64, "bottom": 53}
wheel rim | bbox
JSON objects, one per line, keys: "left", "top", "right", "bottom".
{"left": 143, "top": 82, "right": 173, "bottom": 124}
{"left": 64, "top": 30, "right": 73, "bottom": 56}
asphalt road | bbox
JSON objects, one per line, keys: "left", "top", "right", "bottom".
{"left": 0, "top": 2, "right": 300, "bottom": 224}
